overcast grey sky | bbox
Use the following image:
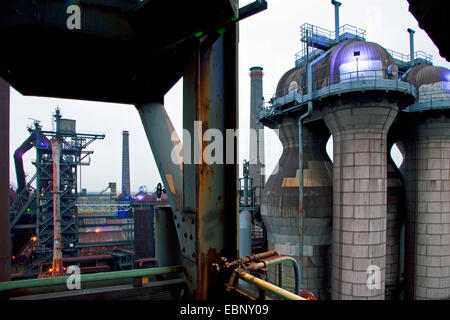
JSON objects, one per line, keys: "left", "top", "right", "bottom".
{"left": 9, "top": 0, "right": 450, "bottom": 194}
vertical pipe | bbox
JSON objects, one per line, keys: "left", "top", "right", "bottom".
{"left": 243, "top": 160, "right": 249, "bottom": 207}
{"left": 0, "top": 77, "right": 10, "bottom": 283}
{"left": 122, "top": 131, "right": 130, "bottom": 195}
{"left": 278, "top": 263, "right": 283, "bottom": 288}
{"left": 239, "top": 210, "right": 252, "bottom": 287}
{"left": 51, "top": 138, "right": 63, "bottom": 275}
{"left": 332, "top": 1, "right": 342, "bottom": 40}
{"left": 239, "top": 210, "right": 252, "bottom": 258}
{"left": 407, "top": 28, "right": 415, "bottom": 64}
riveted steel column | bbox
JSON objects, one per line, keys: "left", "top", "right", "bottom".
{"left": 0, "top": 78, "right": 10, "bottom": 283}
{"left": 136, "top": 102, "right": 183, "bottom": 227}
{"left": 136, "top": 101, "right": 187, "bottom": 265}
{"left": 182, "top": 23, "right": 239, "bottom": 299}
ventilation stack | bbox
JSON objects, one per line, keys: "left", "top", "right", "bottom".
{"left": 122, "top": 131, "right": 131, "bottom": 196}
{"left": 249, "top": 67, "right": 265, "bottom": 205}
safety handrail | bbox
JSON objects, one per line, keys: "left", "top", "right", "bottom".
{"left": 259, "top": 68, "right": 415, "bottom": 119}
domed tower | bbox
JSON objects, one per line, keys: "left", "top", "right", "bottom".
{"left": 398, "top": 65, "right": 450, "bottom": 300}
{"left": 262, "top": 64, "right": 334, "bottom": 299}
{"left": 259, "top": 35, "right": 415, "bottom": 300}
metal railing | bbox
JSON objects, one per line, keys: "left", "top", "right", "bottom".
{"left": 259, "top": 68, "right": 415, "bottom": 119}
{"left": 386, "top": 48, "right": 433, "bottom": 65}
{"left": 405, "top": 91, "right": 450, "bottom": 112}
{"left": 417, "top": 91, "right": 450, "bottom": 102}
{"left": 300, "top": 23, "right": 366, "bottom": 45}
{"left": 338, "top": 24, "right": 366, "bottom": 39}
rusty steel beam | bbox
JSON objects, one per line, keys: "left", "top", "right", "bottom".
{"left": 0, "top": 0, "right": 239, "bottom": 104}
{"left": 182, "top": 22, "right": 239, "bottom": 299}
{"left": 0, "top": 77, "right": 10, "bottom": 284}
{"left": 136, "top": 103, "right": 184, "bottom": 227}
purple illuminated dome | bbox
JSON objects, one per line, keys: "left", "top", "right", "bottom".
{"left": 329, "top": 39, "right": 395, "bottom": 84}
{"left": 407, "top": 65, "right": 450, "bottom": 101}
{"left": 274, "top": 39, "right": 396, "bottom": 98}
{"left": 410, "top": 65, "right": 450, "bottom": 87}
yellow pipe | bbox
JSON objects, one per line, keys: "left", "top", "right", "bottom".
{"left": 236, "top": 270, "right": 306, "bottom": 300}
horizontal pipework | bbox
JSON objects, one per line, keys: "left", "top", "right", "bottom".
{"left": 236, "top": 269, "right": 306, "bottom": 300}
{"left": 0, "top": 265, "right": 184, "bottom": 292}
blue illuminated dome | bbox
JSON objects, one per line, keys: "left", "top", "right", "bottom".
{"left": 274, "top": 39, "right": 397, "bottom": 98}
{"left": 409, "top": 65, "right": 450, "bottom": 103}
{"left": 412, "top": 65, "right": 450, "bottom": 87}
{"left": 329, "top": 39, "right": 395, "bottom": 84}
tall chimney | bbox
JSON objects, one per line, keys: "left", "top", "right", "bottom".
{"left": 51, "top": 137, "right": 63, "bottom": 275}
{"left": 332, "top": 0, "right": 342, "bottom": 40}
{"left": 249, "top": 67, "right": 265, "bottom": 205}
{"left": 122, "top": 131, "right": 130, "bottom": 195}
{"left": 408, "top": 28, "right": 415, "bottom": 64}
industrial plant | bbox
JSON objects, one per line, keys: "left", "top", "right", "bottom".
{"left": 0, "top": 0, "right": 448, "bottom": 302}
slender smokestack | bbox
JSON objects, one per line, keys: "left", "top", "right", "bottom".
{"left": 332, "top": 0, "right": 341, "bottom": 40}
{"left": 249, "top": 67, "right": 265, "bottom": 205}
{"left": 408, "top": 28, "right": 415, "bottom": 64}
{"left": 51, "top": 137, "right": 63, "bottom": 275}
{"left": 122, "top": 131, "right": 130, "bottom": 195}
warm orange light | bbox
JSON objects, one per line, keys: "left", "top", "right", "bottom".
{"left": 30, "top": 236, "right": 37, "bottom": 242}
{"left": 95, "top": 227, "right": 100, "bottom": 233}
{"left": 49, "top": 268, "right": 53, "bottom": 273}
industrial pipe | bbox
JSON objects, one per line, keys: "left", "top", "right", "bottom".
{"left": 223, "top": 250, "right": 279, "bottom": 269}
{"left": 239, "top": 210, "right": 252, "bottom": 288}
{"left": 239, "top": 210, "right": 252, "bottom": 259}
{"left": 136, "top": 258, "right": 158, "bottom": 269}
{"left": 113, "top": 248, "right": 136, "bottom": 258}
{"left": 236, "top": 269, "right": 306, "bottom": 300}
{"left": 80, "top": 266, "right": 111, "bottom": 274}
{"left": 408, "top": 28, "right": 415, "bottom": 63}
{"left": 332, "top": 0, "right": 342, "bottom": 40}
{"left": 0, "top": 265, "right": 184, "bottom": 292}
{"left": 296, "top": 47, "right": 335, "bottom": 291}
{"left": 247, "top": 256, "right": 301, "bottom": 296}
{"left": 121, "top": 131, "right": 131, "bottom": 195}
{"left": 62, "top": 255, "right": 114, "bottom": 264}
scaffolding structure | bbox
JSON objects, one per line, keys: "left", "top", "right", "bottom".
{"left": 10, "top": 109, "right": 105, "bottom": 273}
